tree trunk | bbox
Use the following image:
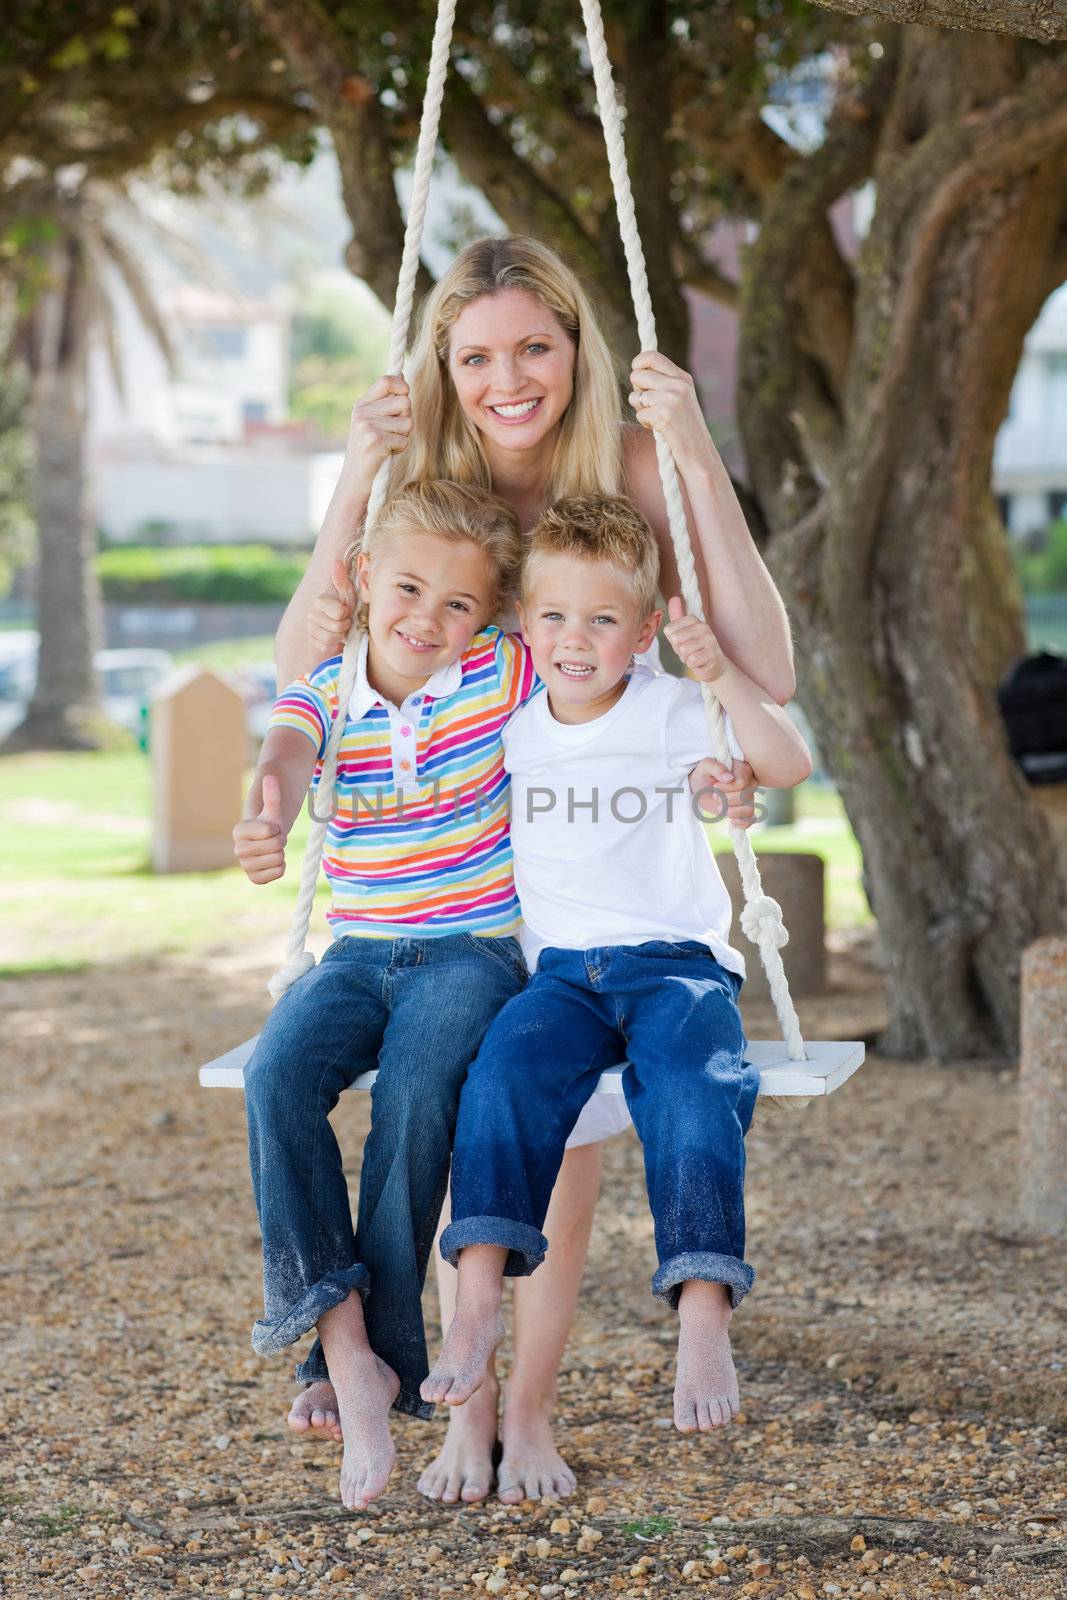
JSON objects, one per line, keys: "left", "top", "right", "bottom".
{"left": 739, "top": 32, "right": 1067, "bottom": 1059}
{"left": 6, "top": 246, "right": 104, "bottom": 752}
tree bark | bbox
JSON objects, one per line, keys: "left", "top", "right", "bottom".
{"left": 7, "top": 237, "right": 104, "bottom": 752}
{"left": 739, "top": 33, "right": 1067, "bottom": 1058}
{"left": 808, "top": 0, "right": 1067, "bottom": 44}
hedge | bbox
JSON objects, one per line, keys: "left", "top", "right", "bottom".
{"left": 97, "top": 544, "right": 309, "bottom": 605}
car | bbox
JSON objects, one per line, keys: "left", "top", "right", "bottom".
{"left": 0, "top": 638, "right": 175, "bottom": 741}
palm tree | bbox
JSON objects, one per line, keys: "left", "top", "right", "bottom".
{"left": 2, "top": 177, "right": 174, "bottom": 750}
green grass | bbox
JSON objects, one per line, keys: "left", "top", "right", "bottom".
{"left": 0, "top": 750, "right": 869, "bottom": 975}
{"left": 0, "top": 748, "right": 325, "bottom": 974}
{"left": 174, "top": 634, "right": 277, "bottom": 674}
{"left": 710, "top": 780, "right": 871, "bottom": 929}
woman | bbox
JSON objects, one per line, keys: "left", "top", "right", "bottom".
{"left": 276, "top": 235, "right": 795, "bottom": 1505}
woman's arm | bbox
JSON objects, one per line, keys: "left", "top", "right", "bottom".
{"left": 622, "top": 359, "right": 796, "bottom": 705}
{"left": 275, "top": 375, "right": 413, "bottom": 687}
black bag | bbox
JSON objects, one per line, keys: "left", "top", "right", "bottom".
{"left": 997, "top": 651, "right": 1067, "bottom": 785}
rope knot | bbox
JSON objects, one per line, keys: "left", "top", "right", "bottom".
{"left": 739, "top": 894, "right": 789, "bottom": 949}
{"left": 267, "top": 951, "right": 316, "bottom": 1000}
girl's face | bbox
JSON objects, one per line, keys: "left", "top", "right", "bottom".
{"left": 357, "top": 529, "right": 497, "bottom": 701}
{"left": 447, "top": 288, "right": 576, "bottom": 459}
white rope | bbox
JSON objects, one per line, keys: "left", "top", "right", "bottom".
{"left": 269, "top": 0, "right": 458, "bottom": 999}
{"left": 578, "top": 0, "right": 806, "bottom": 1060}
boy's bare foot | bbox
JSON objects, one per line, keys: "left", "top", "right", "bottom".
{"left": 417, "top": 1370, "right": 500, "bottom": 1503}
{"left": 421, "top": 1306, "right": 505, "bottom": 1408}
{"left": 332, "top": 1354, "right": 401, "bottom": 1510}
{"left": 673, "top": 1279, "right": 740, "bottom": 1433}
{"left": 288, "top": 1380, "right": 342, "bottom": 1443}
{"left": 497, "top": 1390, "right": 576, "bottom": 1502}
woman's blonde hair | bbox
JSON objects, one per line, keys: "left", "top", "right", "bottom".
{"left": 523, "top": 494, "right": 661, "bottom": 615}
{"left": 393, "top": 236, "right": 624, "bottom": 506}
{"left": 349, "top": 479, "right": 524, "bottom": 629}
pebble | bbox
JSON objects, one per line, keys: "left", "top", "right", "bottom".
{"left": 485, "top": 1574, "right": 508, "bottom": 1596}
{"left": 327, "top": 1567, "right": 348, "bottom": 1584}
{"left": 850, "top": 1534, "right": 866, "bottom": 1552}
{"left": 214, "top": 1434, "right": 231, "bottom": 1451}
{"left": 585, "top": 1496, "right": 610, "bottom": 1516}
{"left": 550, "top": 1517, "right": 572, "bottom": 1535}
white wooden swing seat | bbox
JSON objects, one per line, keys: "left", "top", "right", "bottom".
{"left": 200, "top": 0, "right": 864, "bottom": 1103}
{"left": 200, "top": 1035, "right": 865, "bottom": 1100}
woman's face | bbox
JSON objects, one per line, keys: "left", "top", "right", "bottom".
{"left": 447, "top": 288, "right": 576, "bottom": 458}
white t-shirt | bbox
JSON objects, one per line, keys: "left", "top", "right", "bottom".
{"left": 503, "top": 664, "right": 747, "bottom": 978}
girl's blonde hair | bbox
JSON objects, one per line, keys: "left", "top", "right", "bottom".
{"left": 350, "top": 479, "right": 524, "bottom": 629}
{"left": 393, "top": 236, "right": 624, "bottom": 506}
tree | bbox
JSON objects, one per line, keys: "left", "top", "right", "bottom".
{"left": 808, "top": 1, "right": 1066, "bottom": 44}
{"left": 1, "top": 182, "right": 179, "bottom": 749}
{"left": 0, "top": 3, "right": 315, "bottom": 748}
{"left": 245, "top": 1, "right": 1067, "bottom": 1060}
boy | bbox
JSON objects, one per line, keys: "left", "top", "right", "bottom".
{"left": 420, "top": 494, "right": 812, "bottom": 1434}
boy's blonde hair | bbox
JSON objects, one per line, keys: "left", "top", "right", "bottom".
{"left": 394, "top": 236, "right": 623, "bottom": 505}
{"left": 350, "top": 480, "right": 524, "bottom": 628}
{"left": 522, "top": 494, "right": 661, "bottom": 615}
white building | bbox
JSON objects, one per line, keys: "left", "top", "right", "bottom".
{"left": 90, "top": 276, "right": 343, "bottom": 544}
{"left": 995, "top": 285, "right": 1067, "bottom": 535}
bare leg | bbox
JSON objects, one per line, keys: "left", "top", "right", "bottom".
{"left": 497, "top": 1141, "right": 601, "bottom": 1503}
{"left": 673, "top": 1280, "right": 740, "bottom": 1433}
{"left": 418, "top": 1188, "right": 501, "bottom": 1504}
{"left": 317, "top": 1291, "right": 400, "bottom": 1510}
{"left": 421, "top": 1246, "right": 507, "bottom": 1407}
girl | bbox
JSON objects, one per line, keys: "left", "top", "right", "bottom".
{"left": 233, "top": 480, "right": 537, "bottom": 1512}
{"left": 276, "top": 235, "right": 796, "bottom": 1504}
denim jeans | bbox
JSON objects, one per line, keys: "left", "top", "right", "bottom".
{"left": 440, "top": 940, "right": 760, "bottom": 1309}
{"left": 244, "top": 930, "right": 526, "bottom": 1419}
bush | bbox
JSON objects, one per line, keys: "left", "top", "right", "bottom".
{"left": 97, "top": 543, "right": 309, "bottom": 605}
{"left": 1014, "top": 520, "right": 1067, "bottom": 596}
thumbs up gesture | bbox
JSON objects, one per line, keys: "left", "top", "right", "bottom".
{"left": 308, "top": 558, "right": 358, "bottom": 658}
{"left": 663, "top": 596, "right": 729, "bottom": 685}
{"left": 233, "top": 772, "right": 288, "bottom": 883}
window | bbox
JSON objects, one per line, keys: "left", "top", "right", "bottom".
{"left": 242, "top": 400, "right": 268, "bottom": 424}
{"left": 202, "top": 325, "right": 247, "bottom": 359}
{"left": 1048, "top": 490, "right": 1067, "bottom": 524}
{"left": 1046, "top": 353, "right": 1067, "bottom": 423}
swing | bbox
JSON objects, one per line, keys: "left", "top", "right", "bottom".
{"left": 200, "top": 0, "right": 864, "bottom": 1104}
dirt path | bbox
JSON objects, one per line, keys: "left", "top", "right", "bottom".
{"left": 0, "top": 937, "right": 1063, "bottom": 1599}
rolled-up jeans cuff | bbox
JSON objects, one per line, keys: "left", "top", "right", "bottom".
{"left": 652, "top": 1252, "right": 755, "bottom": 1310}
{"left": 293, "top": 1349, "right": 330, "bottom": 1387}
{"left": 252, "top": 1263, "right": 371, "bottom": 1356}
{"left": 439, "top": 1216, "right": 547, "bottom": 1277}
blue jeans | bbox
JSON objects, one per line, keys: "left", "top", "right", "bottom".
{"left": 440, "top": 941, "right": 760, "bottom": 1309}
{"left": 244, "top": 931, "right": 526, "bottom": 1419}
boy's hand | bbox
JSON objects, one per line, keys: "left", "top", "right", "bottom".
{"left": 664, "top": 597, "right": 728, "bottom": 684}
{"left": 688, "top": 759, "right": 758, "bottom": 828}
{"left": 309, "top": 559, "right": 357, "bottom": 659}
{"left": 233, "top": 774, "right": 288, "bottom": 883}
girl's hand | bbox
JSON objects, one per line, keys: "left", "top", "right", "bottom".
{"left": 308, "top": 559, "right": 357, "bottom": 660}
{"left": 628, "top": 351, "right": 710, "bottom": 469}
{"left": 233, "top": 775, "right": 288, "bottom": 884}
{"left": 341, "top": 374, "right": 413, "bottom": 497}
{"left": 664, "top": 596, "right": 728, "bottom": 684}
{"left": 688, "top": 758, "right": 758, "bottom": 829}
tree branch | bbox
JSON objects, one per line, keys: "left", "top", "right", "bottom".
{"left": 247, "top": 0, "right": 429, "bottom": 312}
{"left": 807, "top": 0, "right": 1066, "bottom": 44}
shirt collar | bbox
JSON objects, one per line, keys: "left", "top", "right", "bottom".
{"left": 346, "top": 632, "right": 463, "bottom": 722}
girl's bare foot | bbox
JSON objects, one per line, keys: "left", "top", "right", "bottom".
{"left": 332, "top": 1354, "right": 401, "bottom": 1511}
{"left": 673, "top": 1280, "right": 740, "bottom": 1433}
{"left": 287, "top": 1380, "right": 342, "bottom": 1443}
{"left": 421, "top": 1306, "right": 505, "bottom": 1407}
{"left": 417, "top": 1369, "right": 500, "bottom": 1503}
{"left": 497, "top": 1385, "right": 576, "bottom": 1503}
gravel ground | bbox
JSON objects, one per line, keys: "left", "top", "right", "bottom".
{"left": 1, "top": 933, "right": 1063, "bottom": 1600}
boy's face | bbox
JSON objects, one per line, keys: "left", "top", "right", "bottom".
{"left": 357, "top": 529, "right": 496, "bottom": 698}
{"left": 518, "top": 554, "right": 661, "bottom": 724}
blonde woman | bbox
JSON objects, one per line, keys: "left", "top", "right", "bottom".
{"left": 276, "top": 236, "right": 795, "bottom": 1504}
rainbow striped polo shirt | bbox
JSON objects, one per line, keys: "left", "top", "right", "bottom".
{"left": 269, "top": 627, "right": 539, "bottom": 939}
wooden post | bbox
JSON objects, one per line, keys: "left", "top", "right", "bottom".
{"left": 151, "top": 667, "right": 246, "bottom": 873}
{"left": 1019, "top": 936, "right": 1067, "bottom": 1236}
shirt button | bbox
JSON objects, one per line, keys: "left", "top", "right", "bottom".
{"left": 400, "top": 725, "right": 412, "bottom": 737}
{"left": 399, "top": 759, "right": 412, "bottom": 772}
